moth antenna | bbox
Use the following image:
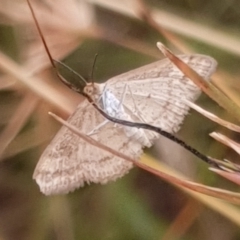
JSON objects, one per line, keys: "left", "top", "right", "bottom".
{"left": 90, "top": 53, "right": 98, "bottom": 85}
{"left": 55, "top": 60, "right": 87, "bottom": 84}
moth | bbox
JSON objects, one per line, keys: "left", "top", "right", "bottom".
{"left": 33, "top": 53, "right": 217, "bottom": 195}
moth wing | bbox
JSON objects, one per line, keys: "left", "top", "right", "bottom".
{"left": 34, "top": 100, "right": 143, "bottom": 195}
{"left": 107, "top": 55, "right": 217, "bottom": 139}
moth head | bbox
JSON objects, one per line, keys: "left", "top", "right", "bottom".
{"left": 83, "top": 83, "right": 100, "bottom": 99}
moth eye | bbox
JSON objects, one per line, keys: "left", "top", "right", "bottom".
{"left": 84, "top": 86, "right": 92, "bottom": 95}
{"left": 89, "top": 88, "right": 93, "bottom": 94}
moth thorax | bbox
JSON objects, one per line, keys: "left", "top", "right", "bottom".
{"left": 83, "top": 83, "right": 102, "bottom": 101}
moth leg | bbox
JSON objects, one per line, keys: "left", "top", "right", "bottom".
{"left": 87, "top": 119, "right": 109, "bottom": 136}
{"left": 112, "top": 83, "right": 129, "bottom": 127}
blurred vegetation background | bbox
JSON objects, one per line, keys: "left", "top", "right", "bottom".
{"left": 0, "top": 0, "right": 240, "bottom": 239}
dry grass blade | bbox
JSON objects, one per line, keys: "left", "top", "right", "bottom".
{"left": 208, "top": 157, "right": 240, "bottom": 173}
{"left": 144, "top": 156, "right": 240, "bottom": 225}
{"left": 210, "top": 132, "right": 240, "bottom": 155}
{"left": 49, "top": 111, "right": 240, "bottom": 205}
{"left": 210, "top": 168, "right": 240, "bottom": 186}
{"left": 0, "top": 75, "right": 16, "bottom": 90}
{"left": 0, "top": 92, "right": 39, "bottom": 159}
{"left": 139, "top": 160, "right": 240, "bottom": 205}
{"left": 136, "top": 0, "right": 192, "bottom": 54}
{"left": 0, "top": 50, "right": 79, "bottom": 114}
{"left": 88, "top": 0, "right": 240, "bottom": 56}
{"left": 1, "top": 128, "right": 50, "bottom": 160}
{"left": 185, "top": 100, "right": 240, "bottom": 132}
